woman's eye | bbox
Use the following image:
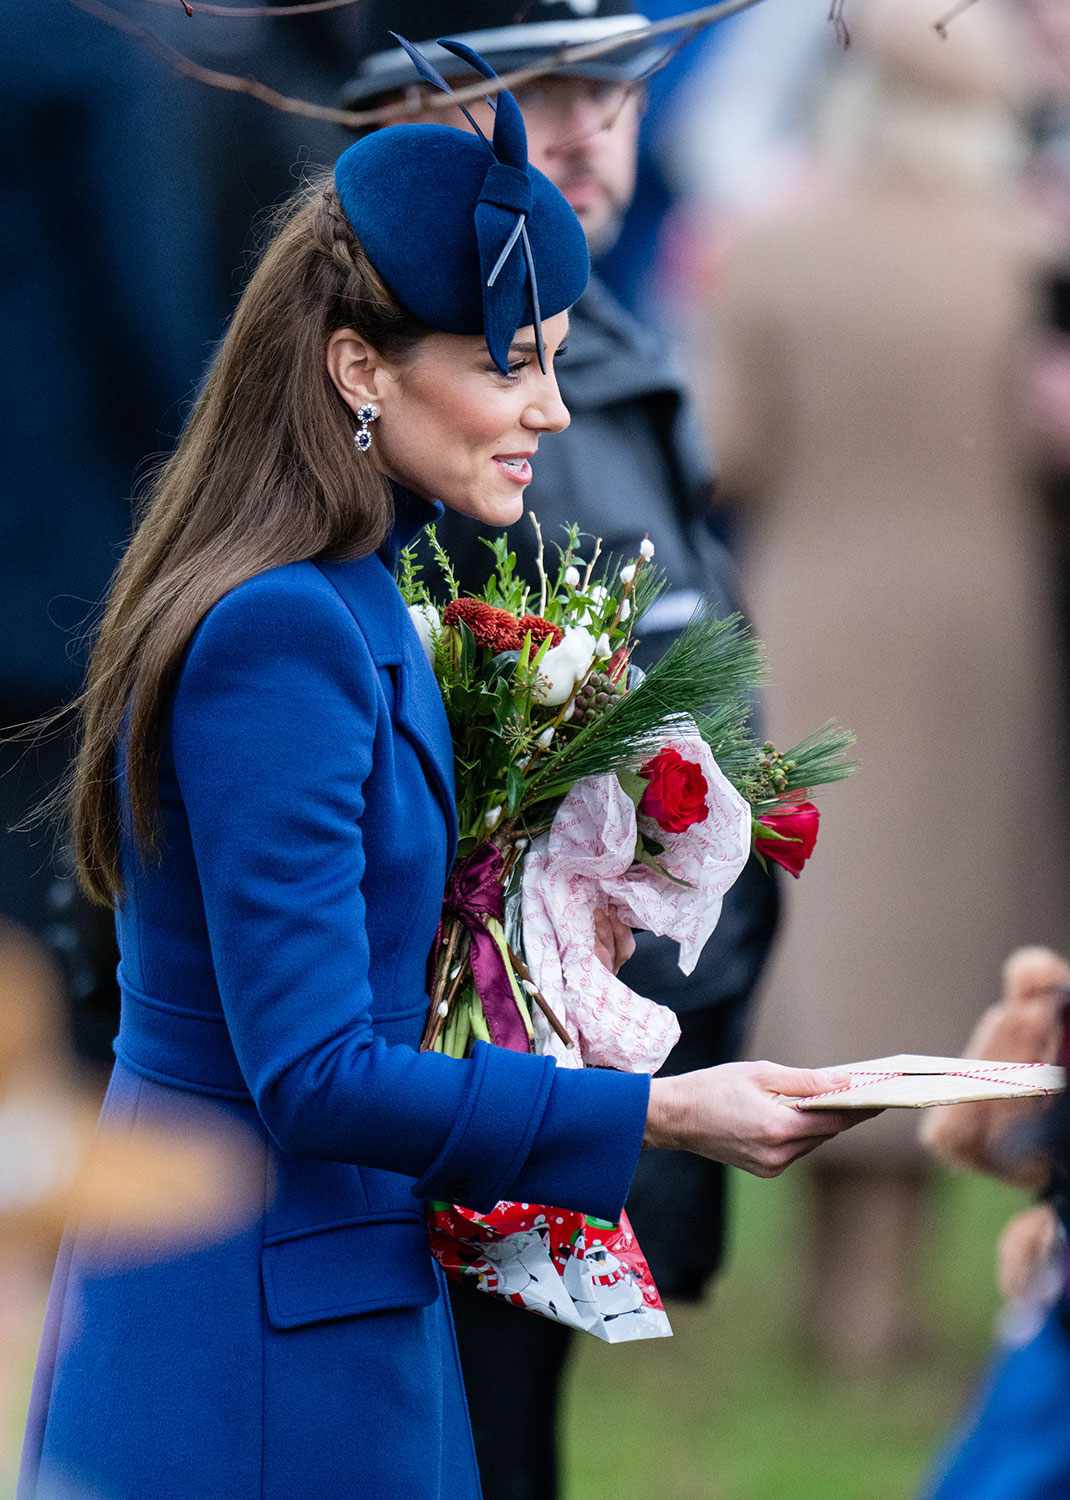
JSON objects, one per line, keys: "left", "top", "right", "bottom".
{"left": 487, "top": 359, "right": 529, "bottom": 382}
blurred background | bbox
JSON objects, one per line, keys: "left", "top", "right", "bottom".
{"left": 5, "top": 0, "right": 1070, "bottom": 1495}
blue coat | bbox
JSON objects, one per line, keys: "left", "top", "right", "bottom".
{"left": 20, "top": 490, "right": 649, "bottom": 1500}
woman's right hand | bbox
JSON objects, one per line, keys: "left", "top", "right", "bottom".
{"left": 644, "top": 1061, "right": 868, "bottom": 1178}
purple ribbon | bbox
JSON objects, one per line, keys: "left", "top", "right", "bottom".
{"left": 445, "top": 844, "right": 531, "bottom": 1053}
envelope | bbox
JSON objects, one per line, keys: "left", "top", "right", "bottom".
{"left": 794, "top": 1055, "right": 1067, "bottom": 1110}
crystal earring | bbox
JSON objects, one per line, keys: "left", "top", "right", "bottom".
{"left": 354, "top": 403, "right": 380, "bottom": 452}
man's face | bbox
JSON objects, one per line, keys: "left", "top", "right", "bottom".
{"left": 388, "top": 74, "right": 643, "bottom": 254}
{"left": 512, "top": 76, "right": 643, "bottom": 253}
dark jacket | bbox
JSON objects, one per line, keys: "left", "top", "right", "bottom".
{"left": 427, "top": 276, "right": 780, "bottom": 1299}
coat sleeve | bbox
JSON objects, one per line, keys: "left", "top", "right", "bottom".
{"left": 170, "top": 570, "right": 649, "bottom": 1221}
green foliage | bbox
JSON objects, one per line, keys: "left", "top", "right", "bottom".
{"left": 527, "top": 613, "right": 764, "bottom": 804}
{"left": 401, "top": 517, "right": 856, "bottom": 846}
{"left": 396, "top": 544, "right": 430, "bottom": 607}
{"left": 479, "top": 534, "right": 529, "bottom": 614}
{"left": 741, "top": 723, "right": 858, "bottom": 810}
{"left": 424, "top": 523, "right": 459, "bottom": 598}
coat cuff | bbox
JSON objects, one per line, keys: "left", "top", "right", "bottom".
{"left": 411, "top": 1042, "right": 650, "bottom": 1225}
{"left": 509, "top": 1060, "right": 650, "bottom": 1225}
{"left": 411, "top": 1042, "right": 556, "bottom": 1212}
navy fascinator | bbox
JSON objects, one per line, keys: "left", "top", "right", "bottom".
{"left": 333, "top": 36, "right": 589, "bottom": 375}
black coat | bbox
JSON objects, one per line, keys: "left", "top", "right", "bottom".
{"left": 423, "top": 276, "right": 780, "bottom": 1296}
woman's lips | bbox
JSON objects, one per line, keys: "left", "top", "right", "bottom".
{"left": 493, "top": 455, "right": 534, "bottom": 485}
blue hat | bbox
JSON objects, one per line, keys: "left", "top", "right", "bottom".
{"left": 333, "top": 37, "right": 589, "bottom": 375}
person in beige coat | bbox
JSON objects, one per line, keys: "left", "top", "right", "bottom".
{"left": 708, "top": 0, "right": 1070, "bottom": 1367}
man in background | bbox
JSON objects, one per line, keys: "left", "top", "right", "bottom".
{"left": 341, "top": 7, "right": 780, "bottom": 1497}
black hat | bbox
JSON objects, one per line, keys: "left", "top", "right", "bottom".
{"left": 341, "top": 1, "right": 659, "bottom": 110}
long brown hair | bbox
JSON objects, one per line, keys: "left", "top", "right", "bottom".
{"left": 67, "top": 172, "right": 428, "bottom": 907}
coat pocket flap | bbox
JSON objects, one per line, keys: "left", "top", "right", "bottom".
{"left": 261, "top": 1214, "right": 438, "bottom": 1329}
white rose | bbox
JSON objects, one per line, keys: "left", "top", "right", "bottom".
{"left": 532, "top": 626, "right": 597, "bottom": 706}
{"left": 639, "top": 537, "right": 655, "bottom": 561}
{"left": 564, "top": 566, "right": 581, "bottom": 588}
{"left": 619, "top": 563, "right": 636, "bottom": 585}
{"left": 407, "top": 602, "right": 440, "bottom": 665}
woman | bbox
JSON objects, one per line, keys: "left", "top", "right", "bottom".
{"left": 19, "top": 42, "right": 858, "bottom": 1500}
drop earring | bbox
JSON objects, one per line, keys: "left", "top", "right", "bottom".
{"left": 354, "top": 403, "right": 380, "bottom": 452}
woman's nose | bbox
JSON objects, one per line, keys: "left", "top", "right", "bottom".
{"left": 523, "top": 374, "right": 570, "bottom": 435}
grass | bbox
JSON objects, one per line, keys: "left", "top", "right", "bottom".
{"left": 564, "top": 1168, "right": 1027, "bottom": 1500}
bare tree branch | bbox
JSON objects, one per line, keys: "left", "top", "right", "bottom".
{"left": 71, "top": 0, "right": 772, "bottom": 132}
{"left": 140, "top": 0, "right": 366, "bottom": 18}
{"left": 932, "top": 0, "right": 980, "bottom": 39}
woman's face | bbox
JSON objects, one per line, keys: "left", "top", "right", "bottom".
{"left": 368, "top": 312, "right": 571, "bottom": 528}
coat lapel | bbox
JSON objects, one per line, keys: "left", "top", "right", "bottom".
{"left": 316, "top": 550, "right": 459, "bottom": 868}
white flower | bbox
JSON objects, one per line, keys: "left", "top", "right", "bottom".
{"left": 595, "top": 632, "right": 612, "bottom": 659}
{"left": 484, "top": 805, "right": 503, "bottom": 831}
{"left": 590, "top": 585, "right": 609, "bottom": 606}
{"left": 536, "top": 726, "right": 555, "bottom": 750}
{"left": 619, "top": 597, "right": 631, "bottom": 622}
{"left": 619, "top": 564, "right": 636, "bottom": 585}
{"left": 564, "top": 566, "right": 581, "bottom": 589}
{"left": 407, "top": 602, "right": 440, "bottom": 665}
{"left": 639, "top": 537, "right": 655, "bottom": 561}
{"left": 532, "top": 626, "right": 597, "bottom": 706}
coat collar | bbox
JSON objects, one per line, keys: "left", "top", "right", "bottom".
{"left": 315, "top": 484, "right": 457, "bottom": 864}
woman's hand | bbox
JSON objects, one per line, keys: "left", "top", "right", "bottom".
{"left": 593, "top": 906, "right": 637, "bottom": 975}
{"left": 644, "top": 1060, "right": 870, "bottom": 1178}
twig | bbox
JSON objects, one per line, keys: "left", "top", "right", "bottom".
{"left": 581, "top": 536, "right": 603, "bottom": 593}
{"left": 73, "top": 0, "right": 771, "bottom": 132}
{"left": 423, "top": 928, "right": 472, "bottom": 1051}
{"left": 530, "top": 512, "right": 548, "bottom": 618}
{"left": 72, "top": 0, "right": 382, "bottom": 126}
{"left": 827, "top": 0, "right": 850, "bottom": 48}
{"left": 503, "top": 939, "right": 574, "bottom": 1049}
{"left": 145, "top": 0, "right": 364, "bottom": 15}
{"left": 932, "top": 0, "right": 980, "bottom": 38}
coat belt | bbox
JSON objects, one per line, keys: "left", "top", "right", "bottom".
{"left": 114, "top": 973, "right": 251, "bottom": 1099}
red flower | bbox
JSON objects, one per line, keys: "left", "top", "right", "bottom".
{"left": 638, "top": 747, "right": 709, "bottom": 834}
{"left": 517, "top": 613, "right": 564, "bottom": 648}
{"left": 754, "top": 801, "right": 820, "bottom": 878}
{"left": 442, "top": 598, "right": 523, "bottom": 652}
{"left": 606, "top": 645, "right": 630, "bottom": 684}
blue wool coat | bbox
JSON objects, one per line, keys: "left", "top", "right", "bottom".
{"left": 19, "top": 491, "right": 650, "bottom": 1500}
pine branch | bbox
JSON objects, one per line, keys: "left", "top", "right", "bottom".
{"left": 526, "top": 612, "right": 763, "bottom": 800}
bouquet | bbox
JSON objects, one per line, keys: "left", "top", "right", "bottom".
{"left": 401, "top": 518, "right": 855, "bottom": 1340}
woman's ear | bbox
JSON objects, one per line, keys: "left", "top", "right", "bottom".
{"left": 326, "top": 328, "right": 393, "bottom": 417}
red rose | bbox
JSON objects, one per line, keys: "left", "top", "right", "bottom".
{"left": 638, "top": 747, "right": 709, "bottom": 834}
{"left": 754, "top": 801, "right": 820, "bottom": 878}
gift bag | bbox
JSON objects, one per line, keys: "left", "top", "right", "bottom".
{"left": 429, "top": 1199, "right": 672, "bottom": 1343}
